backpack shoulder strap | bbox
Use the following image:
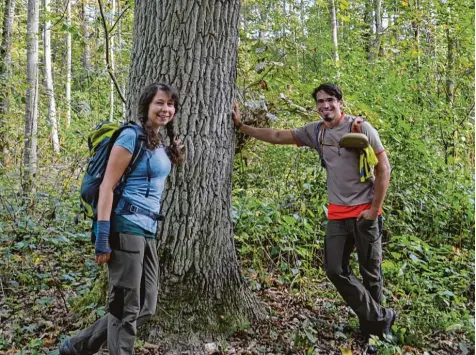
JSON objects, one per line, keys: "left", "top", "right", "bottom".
{"left": 350, "top": 116, "right": 365, "bottom": 133}
{"left": 111, "top": 122, "right": 148, "bottom": 199}
{"left": 315, "top": 121, "right": 326, "bottom": 168}
{"left": 121, "top": 122, "right": 147, "bottom": 176}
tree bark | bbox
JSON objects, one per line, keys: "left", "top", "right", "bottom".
{"left": 44, "top": 0, "right": 61, "bottom": 154}
{"left": 0, "top": 0, "right": 17, "bottom": 168}
{"left": 23, "top": 0, "right": 40, "bottom": 192}
{"left": 126, "top": 0, "right": 264, "bottom": 350}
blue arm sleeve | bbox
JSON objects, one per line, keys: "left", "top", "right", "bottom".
{"left": 95, "top": 220, "right": 111, "bottom": 255}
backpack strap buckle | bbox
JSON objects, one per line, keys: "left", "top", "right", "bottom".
{"left": 129, "top": 205, "right": 138, "bottom": 213}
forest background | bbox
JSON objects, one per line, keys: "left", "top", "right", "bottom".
{"left": 0, "top": 0, "right": 474, "bottom": 354}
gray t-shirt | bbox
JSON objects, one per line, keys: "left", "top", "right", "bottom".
{"left": 291, "top": 114, "right": 384, "bottom": 206}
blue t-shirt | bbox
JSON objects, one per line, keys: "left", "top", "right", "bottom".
{"left": 113, "top": 127, "right": 171, "bottom": 234}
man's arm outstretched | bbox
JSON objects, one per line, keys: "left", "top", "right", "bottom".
{"left": 232, "top": 101, "right": 295, "bottom": 145}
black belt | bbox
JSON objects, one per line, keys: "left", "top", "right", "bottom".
{"left": 120, "top": 201, "right": 164, "bottom": 221}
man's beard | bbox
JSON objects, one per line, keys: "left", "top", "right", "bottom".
{"left": 322, "top": 114, "right": 334, "bottom": 122}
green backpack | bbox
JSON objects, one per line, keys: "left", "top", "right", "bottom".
{"left": 78, "top": 121, "right": 146, "bottom": 220}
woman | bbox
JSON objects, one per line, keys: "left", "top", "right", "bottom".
{"left": 60, "top": 83, "right": 185, "bottom": 355}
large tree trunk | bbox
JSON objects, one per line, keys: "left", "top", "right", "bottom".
{"left": 43, "top": 0, "right": 61, "bottom": 154}
{"left": 0, "top": 0, "right": 17, "bottom": 168}
{"left": 23, "top": 0, "right": 40, "bottom": 193}
{"left": 126, "top": 0, "right": 264, "bottom": 350}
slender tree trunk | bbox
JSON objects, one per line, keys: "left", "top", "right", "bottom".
{"left": 23, "top": 0, "right": 40, "bottom": 192}
{"left": 329, "top": 0, "right": 340, "bottom": 75}
{"left": 373, "top": 0, "right": 383, "bottom": 58}
{"left": 109, "top": 0, "right": 115, "bottom": 121}
{"left": 44, "top": 0, "right": 61, "bottom": 154}
{"left": 66, "top": 0, "right": 72, "bottom": 127}
{"left": 445, "top": 28, "right": 455, "bottom": 107}
{"left": 412, "top": 0, "right": 421, "bottom": 69}
{"left": 127, "top": 0, "right": 264, "bottom": 350}
{"left": 0, "top": 0, "right": 17, "bottom": 168}
{"left": 446, "top": 23, "right": 457, "bottom": 161}
{"left": 81, "top": 0, "right": 92, "bottom": 71}
{"left": 117, "top": 0, "right": 126, "bottom": 120}
{"left": 363, "top": 0, "right": 373, "bottom": 59}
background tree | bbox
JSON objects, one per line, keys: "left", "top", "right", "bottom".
{"left": 0, "top": 0, "right": 16, "bottom": 167}
{"left": 43, "top": 0, "right": 60, "bottom": 154}
{"left": 65, "top": 0, "right": 72, "bottom": 127}
{"left": 329, "top": 0, "right": 339, "bottom": 70}
{"left": 23, "top": 0, "right": 40, "bottom": 192}
{"left": 108, "top": 0, "right": 115, "bottom": 121}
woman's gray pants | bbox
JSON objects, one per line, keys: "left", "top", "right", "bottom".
{"left": 69, "top": 233, "right": 159, "bottom": 355}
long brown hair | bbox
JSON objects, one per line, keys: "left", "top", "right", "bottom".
{"left": 137, "top": 83, "right": 185, "bottom": 165}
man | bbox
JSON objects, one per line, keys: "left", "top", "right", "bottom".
{"left": 232, "top": 83, "right": 395, "bottom": 342}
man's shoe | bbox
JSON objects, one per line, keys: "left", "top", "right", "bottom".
{"left": 366, "top": 344, "right": 378, "bottom": 354}
{"left": 382, "top": 309, "right": 396, "bottom": 337}
{"left": 359, "top": 320, "right": 378, "bottom": 354}
{"left": 59, "top": 339, "right": 76, "bottom": 355}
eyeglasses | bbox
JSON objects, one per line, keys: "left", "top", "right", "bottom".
{"left": 316, "top": 97, "right": 337, "bottom": 105}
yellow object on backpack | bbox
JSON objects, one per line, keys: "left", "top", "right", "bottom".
{"left": 359, "top": 146, "right": 378, "bottom": 182}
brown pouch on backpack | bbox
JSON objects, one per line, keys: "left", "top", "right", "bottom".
{"left": 339, "top": 133, "right": 369, "bottom": 149}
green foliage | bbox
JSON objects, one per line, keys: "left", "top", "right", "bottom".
{"left": 0, "top": 164, "right": 101, "bottom": 350}
{"left": 232, "top": 126, "right": 473, "bottom": 351}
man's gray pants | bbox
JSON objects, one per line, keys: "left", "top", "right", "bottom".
{"left": 69, "top": 233, "right": 159, "bottom": 355}
{"left": 324, "top": 218, "right": 390, "bottom": 332}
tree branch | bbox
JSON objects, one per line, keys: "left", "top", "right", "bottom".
{"left": 110, "top": 5, "right": 130, "bottom": 34}
{"left": 98, "top": 0, "right": 126, "bottom": 104}
{"left": 45, "top": 0, "right": 74, "bottom": 31}
{"left": 244, "top": 53, "right": 286, "bottom": 91}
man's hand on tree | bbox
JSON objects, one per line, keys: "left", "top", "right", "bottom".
{"left": 232, "top": 100, "right": 243, "bottom": 129}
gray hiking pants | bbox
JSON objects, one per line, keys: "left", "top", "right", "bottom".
{"left": 324, "top": 217, "right": 390, "bottom": 332}
{"left": 69, "top": 233, "right": 159, "bottom": 355}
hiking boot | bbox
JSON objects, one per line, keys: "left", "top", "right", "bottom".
{"left": 382, "top": 309, "right": 396, "bottom": 337}
{"left": 366, "top": 344, "right": 378, "bottom": 354}
{"left": 358, "top": 320, "right": 378, "bottom": 354}
{"left": 59, "top": 339, "right": 76, "bottom": 355}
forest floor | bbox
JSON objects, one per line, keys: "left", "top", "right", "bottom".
{"left": 0, "top": 239, "right": 473, "bottom": 355}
